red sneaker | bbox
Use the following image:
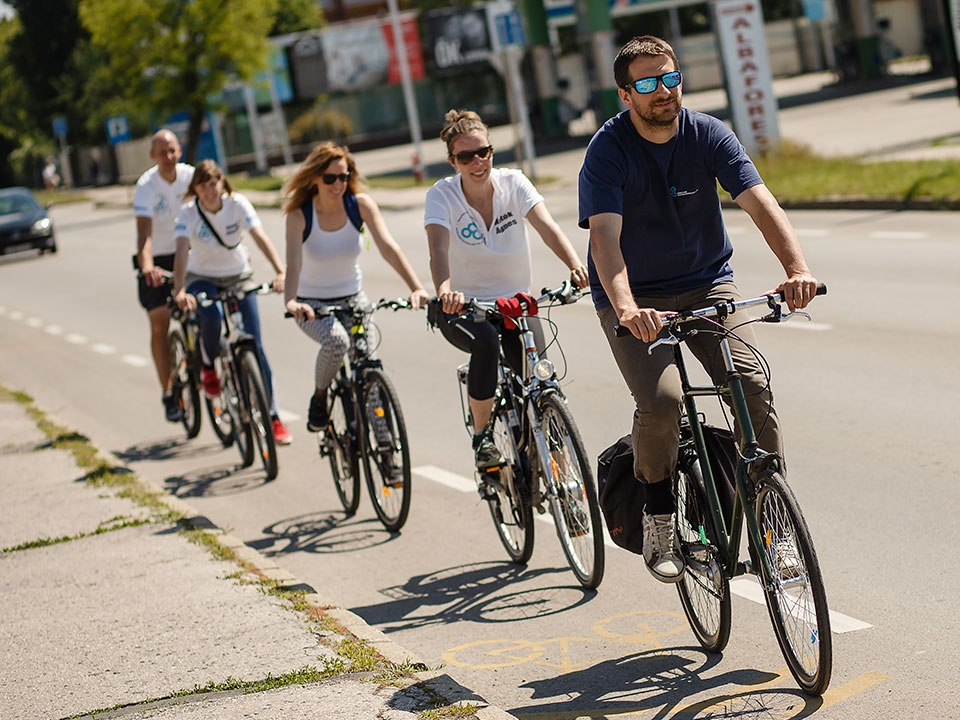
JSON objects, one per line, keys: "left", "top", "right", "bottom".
{"left": 272, "top": 418, "right": 293, "bottom": 446}
{"left": 200, "top": 367, "right": 221, "bottom": 399}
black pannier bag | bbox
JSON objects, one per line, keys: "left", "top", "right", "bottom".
{"left": 597, "top": 424, "right": 739, "bottom": 555}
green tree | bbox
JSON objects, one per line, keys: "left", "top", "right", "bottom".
{"left": 79, "top": 0, "right": 281, "bottom": 163}
{"left": 273, "top": 0, "right": 324, "bottom": 34}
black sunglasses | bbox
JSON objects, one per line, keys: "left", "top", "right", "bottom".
{"left": 321, "top": 172, "right": 350, "bottom": 185}
{"left": 452, "top": 145, "right": 493, "bottom": 164}
{"left": 624, "top": 71, "right": 682, "bottom": 95}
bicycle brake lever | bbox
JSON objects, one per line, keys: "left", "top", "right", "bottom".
{"left": 779, "top": 310, "right": 812, "bottom": 323}
{"left": 647, "top": 334, "right": 680, "bottom": 355}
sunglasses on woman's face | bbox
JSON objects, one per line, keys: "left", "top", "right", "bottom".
{"left": 452, "top": 145, "right": 493, "bottom": 164}
{"left": 321, "top": 172, "right": 350, "bottom": 185}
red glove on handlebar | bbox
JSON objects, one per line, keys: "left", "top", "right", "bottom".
{"left": 495, "top": 292, "right": 538, "bottom": 329}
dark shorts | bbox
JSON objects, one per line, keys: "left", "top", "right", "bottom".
{"left": 136, "top": 253, "right": 175, "bottom": 311}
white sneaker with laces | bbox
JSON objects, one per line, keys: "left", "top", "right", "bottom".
{"left": 642, "top": 512, "right": 684, "bottom": 583}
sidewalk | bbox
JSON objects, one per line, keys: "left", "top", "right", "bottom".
{"left": 0, "top": 389, "right": 514, "bottom": 720}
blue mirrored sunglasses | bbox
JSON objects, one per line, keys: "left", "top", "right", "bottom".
{"left": 624, "top": 71, "right": 682, "bottom": 94}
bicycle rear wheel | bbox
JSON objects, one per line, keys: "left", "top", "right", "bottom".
{"left": 222, "top": 351, "right": 254, "bottom": 467}
{"left": 753, "top": 470, "right": 832, "bottom": 695}
{"left": 239, "top": 350, "right": 277, "bottom": 480}
{"left": 326, "top": 379, "right": 361, "bottom": 514}
{"left": 168, "top": 328, "right": 201, "bottom": 439}
{"left": 205, "top": 354, "right": 234, "bottom": 447}
{"left": 675, "top": 455, "right": 732, "bottom": 653}
{"left": 360, "top": 369, "right": 411, "bottom": 532}
{"left": 486, "top": 397, "right": 534, "bottom": 564}
{"left": 537, "top": 392, "right": 604, "bottom": 589}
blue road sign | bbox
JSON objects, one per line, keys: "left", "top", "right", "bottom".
{"left": 105, "top": 115, "right": 132, "bottom": 145}
{"left": 52, "top": 116, "right": 68, "bottom": 140}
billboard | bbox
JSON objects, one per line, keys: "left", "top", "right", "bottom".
{"left": 425, "top": 7, "right": 493, "bottom": 76}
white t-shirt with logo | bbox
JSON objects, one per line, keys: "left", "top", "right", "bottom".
{"left": 132, "top": 163, "right": 194, "bottom": 255}
{"left": 424, "top": 167, "right": 542, "bottom": 301}
{"left": 174, "top": 193, "right": 261, "bottom": 278}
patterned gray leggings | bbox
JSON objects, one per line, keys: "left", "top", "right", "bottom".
{"left": 295, "top": 293, "right": 371, "bottom": 390}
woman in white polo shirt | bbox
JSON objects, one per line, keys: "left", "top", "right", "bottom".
{"left": 424, "top": 109, "right": 588, "bottom": 471}
{"left": 172, "top": 159, "right": 292, "bottom": 445}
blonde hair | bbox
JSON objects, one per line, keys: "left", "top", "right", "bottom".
{"left": 282, "top": 141, "right": 362, "bottom": 214}
{"left": 184, "top": 159, "right": 233, "bottom": 199}
{"left": 439, "top": 109, "right": 489, "bottom": 157}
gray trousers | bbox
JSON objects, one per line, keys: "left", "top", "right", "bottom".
{"left": 597, "top": 281, "right": 783, "bottom": 484}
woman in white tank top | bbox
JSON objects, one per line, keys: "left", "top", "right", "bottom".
{"left": 282, "top": 142, "right": 428, "bottom": 432}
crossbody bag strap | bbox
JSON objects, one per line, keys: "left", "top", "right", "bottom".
{"left": 196, "top": 202, "right": 241, "bottom": 250}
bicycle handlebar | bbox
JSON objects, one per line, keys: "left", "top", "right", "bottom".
{"left": 446, "top": 280, "right": 584, "bottom": 319}
{"left": 193, "top": 283, "right": 275, "bottom": 308}
{"left": 283, "top": 297, "right": 414, "bottom": 319}
{"left": 613, "top": 283, "right": 827, "bottom": 339}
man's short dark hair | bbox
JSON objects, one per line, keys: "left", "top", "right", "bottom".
{"left": 614, "top": 35, "right": 680, "bottom": 89}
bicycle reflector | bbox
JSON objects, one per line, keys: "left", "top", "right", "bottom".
{"left": 534, "top": 359, "right": 555, "bottom": 380}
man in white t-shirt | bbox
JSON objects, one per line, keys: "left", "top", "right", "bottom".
{"left": 132, "top": 129, "right": 194, "bottom": 422}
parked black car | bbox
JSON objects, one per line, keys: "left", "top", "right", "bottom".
{"left": 0, "top": 187, "right": 57, "bottom": 256}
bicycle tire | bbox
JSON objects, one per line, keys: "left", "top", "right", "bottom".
{"left": 327, "top": 379, "right": 361, "bottom": 514}
{"left": 675, "top": 454, "right": 732, "bottom": 653}
{"left": 168, "top": 328, "right": 201, "bottom": 439}
{"left": 223, "top": 350, "right": 254, "bottom": 467}
{"left": 205, "top": 354, "right": 234, "bottom": 447}
{"left": 487, "top": 394, "right": 534, "bottom": 564}
{"left": 239, "top": 350, "right": 278, "bottom": 480}
{"left": 753, "top": 470, "right": 832, "bottom": 695}
{"left": 360, "top": 369, "right": 411, "bottom": 532}
{"left": 536, "top": 392, "right": 605, "bottom": 589}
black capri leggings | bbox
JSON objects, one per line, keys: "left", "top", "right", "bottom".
{"left": 436, "top": 311, "right": 545, "bottom": 401}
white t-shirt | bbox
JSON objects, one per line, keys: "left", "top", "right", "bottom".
{"left": 132, "top": 163, "right": 194, "bottom": 255}
{"left": 174, "top": 193, "right": 261, "bottom": 278}
{"left": 423, "top": 167, "right": 542, "bottom": 300}
{"left": 298, "top": 203, "right": 363, "bottom": 299}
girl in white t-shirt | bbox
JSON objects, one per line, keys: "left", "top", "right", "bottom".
{"left": 424, "top": 109, "right": 588, "bottom": 471}
{"left": 282, "top": 142, "right": 428, "bottom": 433}
{"left": 172, "top": 160, "right": 292, "bottom": 445}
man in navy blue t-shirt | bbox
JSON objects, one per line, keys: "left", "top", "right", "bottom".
{"left": 578, "top": 35, "right": 819, "bottom": 583}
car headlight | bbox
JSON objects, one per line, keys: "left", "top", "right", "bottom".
{"left": 533, "top": 359, "right": 555, "bottom": 381}
{"left": 31, "top": 218, "right": 52, "bottom": 234}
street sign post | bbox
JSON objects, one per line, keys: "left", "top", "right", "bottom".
{"left": 105, "top": 115, "right": 132, "bottom": 145}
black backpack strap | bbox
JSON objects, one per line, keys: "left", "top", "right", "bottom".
{"left": 302, "top": 193, "right": 364, "bottom": 240}
{"left": 301, "top": 199, "right": 313, "bottom": 243}
{"left": 343, "top": 191, "right": 364, "bottom": 233}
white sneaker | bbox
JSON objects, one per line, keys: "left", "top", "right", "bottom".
{"left": 772, "top": 537, "right": 803, "bottom": 581}
{"left": 642, "top": 512, "right": 684, "bottom": 583}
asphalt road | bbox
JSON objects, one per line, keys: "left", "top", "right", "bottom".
{"left": 1, "top": 197, "right": 957, "bottom": 719}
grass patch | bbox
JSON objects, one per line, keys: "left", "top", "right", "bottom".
{"left": 751, "top": 140, "right": 960, "bottom": 205}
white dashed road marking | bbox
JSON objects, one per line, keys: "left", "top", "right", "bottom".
{"left": 121, "top": 354, "right": 150, "bottom": 368}
{"left": 91, "top": 343, "right": 116, "bottom": 355}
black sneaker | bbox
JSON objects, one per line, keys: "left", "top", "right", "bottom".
{"left": 473, "top": 428, "right": 504, "bottom": 470}
{"left": 163, "top": 393, "right": 183, "bottom": 423}
{"left": 306, "top": 392, "right": 328, "bottom": 432}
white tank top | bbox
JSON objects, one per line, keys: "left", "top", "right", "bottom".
{"left": 297, "top": 203, "right": 363, "bottom": 299}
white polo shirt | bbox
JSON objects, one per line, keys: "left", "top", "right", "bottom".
{"left": 132, "top": 163, "right": 194, "bottom": 255}
{"left": 174, "top": 193, "right": 260, "bottom": 278}
{"left": 424, "top": 167, "right": 542, "bottom": 301}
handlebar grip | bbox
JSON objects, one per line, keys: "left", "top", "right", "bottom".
{"left": 816, "top": 282, "right": 827, "bottom": 296}
{"left": 613, "top": 325, "right": 630, "bottom": 338}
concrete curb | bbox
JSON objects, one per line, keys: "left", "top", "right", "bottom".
{"left": 2, "top": 389, "right": 519, "bottom": 720}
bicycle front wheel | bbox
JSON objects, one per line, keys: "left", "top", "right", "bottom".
{"left": 487, "top": 397, "right": 534, "bottom": 564}
{"left": 360, "top": 369, "right": 411, "bottom": 532}
{"left": 239, "top": 350, "right": 278, "bottom": 480}
{"left": 753, "top": 470, "right": 832, "bottom": 695}
{"left": 222, "top": 351, "right": 254, "bottom": 467}
{"left": 205, "top": 354, "right": 234, "bottom": 447}
{"left": 537, "top": 392, "right": 605, "bottom": 589}
{"left": 168, "top": 328, "right": 201, "bottom": 439}
{"left": 326, "top": 380, "right": 361, "bottom": 514}
{"left": 675, "top": 456, "right": 732, "bottom": 653}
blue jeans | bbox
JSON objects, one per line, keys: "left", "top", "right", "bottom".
{"left": 187, "top": 278, "right": 277, "bottom": 415}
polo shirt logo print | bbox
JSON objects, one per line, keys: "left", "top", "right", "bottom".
{"left": 669, "top": 185, "right": 699, "bottom": 198}
{"left": 456, "top": 211, "right": 485, "bottom": 246}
